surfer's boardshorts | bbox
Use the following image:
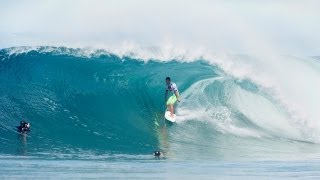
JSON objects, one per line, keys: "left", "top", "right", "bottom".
{"left": 166, "top": 95, "right": 177, "bottom": 105}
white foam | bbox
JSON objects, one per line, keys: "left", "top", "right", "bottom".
{"left": 176, "top": 77, "right": 264, "bottom": 138}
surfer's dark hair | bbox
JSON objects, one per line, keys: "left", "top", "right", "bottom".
{"left": 166, "top": 77, "right": 171, "bottom": 81}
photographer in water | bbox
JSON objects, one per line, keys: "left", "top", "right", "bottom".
{"left": 17, "top": 120, "right": 31, "bottom": 133}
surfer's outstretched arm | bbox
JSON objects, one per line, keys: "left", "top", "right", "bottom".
{"left": 174, "top": 91, "right": 180, "bottom": 102}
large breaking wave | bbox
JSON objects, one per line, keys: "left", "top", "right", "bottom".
{"left": 0, "top": 46, "right": 319, "bottom": 159}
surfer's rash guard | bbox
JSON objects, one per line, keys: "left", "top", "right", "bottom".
{"left": 166, "top": 82, "right": 179, "bottom": 94}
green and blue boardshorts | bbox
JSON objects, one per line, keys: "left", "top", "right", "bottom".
{"left": 166, "top": 95, "right": 177, "bottom": 105}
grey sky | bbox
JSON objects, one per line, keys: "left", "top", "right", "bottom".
{"left": 0, "top": 0, "right": 319, "bottom": 55}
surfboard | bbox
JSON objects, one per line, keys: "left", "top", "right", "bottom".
{"left": 165, "top": 111, "right": 176, "bottom": 122}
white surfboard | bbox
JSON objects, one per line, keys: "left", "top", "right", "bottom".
{"left": 165, "top": 111, "right": 176, "bottom": 122}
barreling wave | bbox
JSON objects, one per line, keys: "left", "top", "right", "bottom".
{"left": 0, "top": 46, "right": 319, "bottom": 158}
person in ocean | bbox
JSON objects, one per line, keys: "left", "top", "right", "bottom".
{"left": 165, "top": 77, "right": 180, "bottom": 117}
{"left": 17, "top": 120, "right": 31, "bottom": 133}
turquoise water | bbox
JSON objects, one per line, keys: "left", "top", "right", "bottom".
{"left": 1, "top": 156, "right": 319, "bottom": 179}
{"left": 1, "top": 47, "right": 320, "bottom": 179}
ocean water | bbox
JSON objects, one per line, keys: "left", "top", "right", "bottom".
{"left": 0, "top": 46, "right": 320, "bottom": 179}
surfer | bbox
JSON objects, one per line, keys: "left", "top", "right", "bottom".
{"left": 165, "top": 77, "right": 180, "bottom": 117}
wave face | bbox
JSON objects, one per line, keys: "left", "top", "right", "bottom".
{"left": 0, "top": 46, "right": 320, "bottom": 159}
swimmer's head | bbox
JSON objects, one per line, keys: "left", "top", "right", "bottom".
{"left": 153, "top": 151, "right": 161, "bottom": 157}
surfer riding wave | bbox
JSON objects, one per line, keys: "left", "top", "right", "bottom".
{"left": 165, "top": 77, "right": 180, "bottom": 117}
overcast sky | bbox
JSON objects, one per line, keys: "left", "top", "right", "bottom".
{"left": 0, "top": 0, "right": 319, "bottom": 55}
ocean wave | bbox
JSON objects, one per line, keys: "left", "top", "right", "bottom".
{"left": 0, "top": 46, "right": 319, "bottom": 157}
